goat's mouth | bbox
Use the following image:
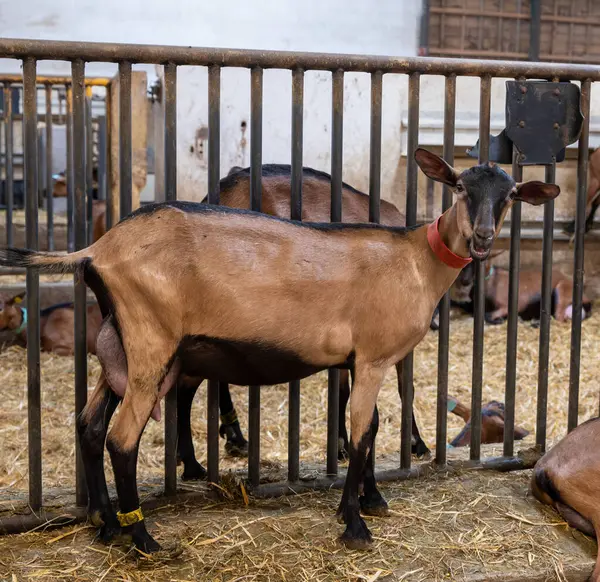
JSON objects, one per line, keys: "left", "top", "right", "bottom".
{"left": 469, "top": 241, "right": 491, "bottom": 261}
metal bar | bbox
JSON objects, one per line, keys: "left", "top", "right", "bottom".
{"left": 327, "top": 69, "right": 344, "bottom": 477}
{"left": 369, "top": 71, "right": 382, "bottom": 224}
{"left": 470, "top": 75, "right": 491, "bottom": 461}
{"left": 85, "top": 87, "right": 93, "bottom": 245}
{"left": 163, "top": 62, "right": 178, "bottom": 494}
{"left": 435, "top": 74, "right": 456, "bottom": 468}
{"left": 24, "top": 58, "right": 42, "bottom": 511}
{"left": 3, "top": 39, "right": 600, "bottom": 80}
{"left": 568, "top": 79, "right": 591, "bottom": 433}
{"left": 65, "top": 85, "right": 74, "bottom": 252}
{"left": 0, "top": 450, "right": 541, "bottom": 537}
{"left": 4, "top": 84, "right": 13, "bottom": 246}
{"left": 72, "top": 59, "right": 88, "bottom": 507}
{"left": 248, "top": 66, "right": 263, "bottom": 487}
{"left": 105, "top": 87, "right": 113, "bottom": 231}
{"left": 44, "top": 84, "right": 53, "bottom": 251}
{"left": 0, "top": 74, "right": 110, "bottom": 86}
{"left": 206, "top": 64, "right": 220, "bottom": 485}
{"left": 418, "top": 0, "right": 430, "bottom": 55}
{"left": 529, "top": 0, "right": 542, "bottom": 61}
{"left": 288, "top": 67, "right": 304, "bottom": 483}
{"left": 536, "top": 162, "right": 555, "bottom": 451}
{"left": 401, "top": 71, "right": 420, "bottom": 470}
{"left": 503, "top": 149, "right": 522, "bottom": 458}
{"left": 97, "top": 115, "right": 106, "bottom": 201}
{"left": 119, "top": 61, "right": 132, "bottom": 219}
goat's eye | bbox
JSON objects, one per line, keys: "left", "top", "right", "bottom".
{"left": 456, "top": 184, "right": 464, "bottom": 193}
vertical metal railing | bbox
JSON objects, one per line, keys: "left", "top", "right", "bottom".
{"left": 568, "top": 78, "right": 591, "bottom": 433}
{"left": 163, "top": 62, "right": 178, "bottom": 495}
{"left": 435, "top": 73, "right": 456, "bottom": 467}
{"left": 24, "top": 57, "right": 42, "bottom": 511}
{"left": 401, "top": 71, "right": 420, "bottom": 470}
{"left": 119, "top": 62, "right": 132, "bottom": 219}
{"left": 470, "top": 74, "right": 491, "bottom": 461}
{"left": 248, "top": 66, "right": 263, "bottom": 487}
{"left": 369, "top": 71, "right": 382, "bottom": 225}
{"left": 536, "top": 160, "right": 555, "bottom": 451}
{"left": 66, "top": 84, "right": 74, "bottom": 252}
{"left": 4, "top": 83, "right": 13, "bottom": 247}
{"left": 288, "top": 67, "right": 304, "bottom": 484}
{"left": 105, "top": 87, "right": 113, "bottom": 231}
{"left": 327, "top": 69, "right": 344, "bottom": 477}
{"left": 44, "top": 84, "right": 54, "bottom": 251}
{"left": 504, "top": 147, "right": 522, "bottom": 458}
{"left": 207, "top": 64, "right": 221, "bottom": 485}
{"left": 72, "top": 59, "right": 88, "bottom": 507}
{"left": 85, "top": 86, "right": 94, "bottom": 245}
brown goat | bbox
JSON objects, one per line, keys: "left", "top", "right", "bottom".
{"left": 447, "top": 396, "right": 529, "bottom": 448}
{"left": 564, "top": 148, "right": 600, "bottom": 234}
{"left": 0, "top": 292, "right": 101, "bottom": 356}
{"left": 531, "top": 417, "right": 600, "bottom": 581}
{"left": 92, "top": 165, "right": 431, "bottom": 474}
{"left": 0, "top": 149, "right": 559, "bottom": 553}
{"left": 449, "top": 255, "right": 592, "bottom": 324}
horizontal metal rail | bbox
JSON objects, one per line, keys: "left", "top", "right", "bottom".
{"left": 0, "top": 38, "right": 598, "bottom": 79}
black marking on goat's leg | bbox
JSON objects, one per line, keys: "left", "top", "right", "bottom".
{"left": 395, "top": 361, "right": 430, "bottom": 458}
{"left": 219, "top": 382, "right": 248, "bottom": 458}
{"left": 176, "top": 377, "right": 206, "bottom": 481}
{"left": 338, "top": 370, "right": 351, "bottom": 461}
{"left": 77, "top": 375, "right": 121, "bottom": 543}
{"left": 336, "top": 366, "right": 384, "bottom": 550}
{"left": 359, "top": 406, "right": 389, "bottom": 518}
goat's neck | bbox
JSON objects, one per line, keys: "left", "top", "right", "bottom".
{"left": 422, "top": 204, "right": 470, "bottom": 304}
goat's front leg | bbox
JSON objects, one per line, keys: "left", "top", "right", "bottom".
{"left": 336, "top": 364, "right": 385, "bottom": 550}
{"left": 107, "top": 358, "right": 181, "bottom": 555}
{"left": 359, "top": 405, "right": 389, "bottom": 517}
{"left": 76, "top": 372, "right": 120, "bottom": 542}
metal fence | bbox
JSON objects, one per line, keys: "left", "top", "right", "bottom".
{"left": 0, "top": 38, "right": 594, "bottom": 530}
{"left": 1, "top": 74, "right": 109, "bottom": 253}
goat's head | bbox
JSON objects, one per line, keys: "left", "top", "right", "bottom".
{"left": 414, "top": 149, "right": 560, "bottom": 261}
{"left": 0, "top": 291, "right": 25, "bottom": 331}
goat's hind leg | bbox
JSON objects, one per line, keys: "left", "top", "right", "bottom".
{"left": 177, "top": 376, "right": 207, "bottom": 481}
{"left": 77, "top": 372, "right": 120, "bottom": 542}
{"left": 107, "top": 357, "right": 181, "bottom": 555}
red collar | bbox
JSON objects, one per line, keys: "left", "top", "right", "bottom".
{"left": 426, "top": 216, "right": 473, "bottom": 269}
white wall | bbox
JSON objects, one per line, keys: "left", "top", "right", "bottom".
{"left": 2, "top": 0, "right": 597, "bottom": 210}
{"left": 0, "top": 0, "right": 423, "bottom": 206}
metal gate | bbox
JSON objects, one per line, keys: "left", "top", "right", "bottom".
{"left": 0, "top": 38, "right": 594, "bottom": 532}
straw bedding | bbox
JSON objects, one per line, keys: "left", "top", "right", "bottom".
{"left": 0, "top": 303, "right": 598, "bottom": 580}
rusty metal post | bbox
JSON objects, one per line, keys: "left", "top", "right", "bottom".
{"left": 163, "top": 62, "right": 178, "bottom": 495}
{"left": 24, "top": 57, "right": 42, "bottom": 511}
{"left": 119, "top": 61, "right": 132, "bottom": 219}
{"left": 207, "top": 64, "right": 221, "bottom": 485}
{"left": 435, "top": 74, "right": 456, "bottom": 467}
{"left": 45, "top": 84, "right": 54, "bottom": 251}
{"left": 72, "top": 59, "right": 88, "bottom": 507}
{"left": 4, "top": 84, "right": 13, "bottom": 246}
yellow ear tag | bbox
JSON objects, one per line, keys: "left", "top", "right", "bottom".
{"left": 14, "top": 297, "right": 22, "bottom": 304}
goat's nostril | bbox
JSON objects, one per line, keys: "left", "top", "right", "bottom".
{"left": 476, "top": 229, "right": 494, "bottom": 242}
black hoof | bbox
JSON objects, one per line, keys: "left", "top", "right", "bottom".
{"left": 89, "top": 509, "right": 121, "bottom": 544}
{"left": 181, "top": 460, "right": 207, "bottom": 481}
{"left": 220, "top": 421, "right": 249, "bottom": 458}
{"left": 485, "top": 315, "right": 504, "bottom": 325}
{"left": 359, "top": 494, "right": 389, "bottom": 518}
{"left": 123, "top": 522, "right": 162, "bottom": 554}
{"left": 224, "top": 438, "right": 249, "bottom": 458}
{"left": 340, "top": 516, "right": 373, "bottom": 550}
{"left": 411, "top": 438, "right": 431, "bottom": 459}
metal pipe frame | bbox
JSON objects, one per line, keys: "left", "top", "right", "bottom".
{"left": 44, "top": 84, "right": 54, "bottom": 250}
{"left": 207, "top": 64, "right": 221, "bottom": 485}
{"left": 163, "top": 62, "right": 178, "bottom": 495}
{"left": 4, "top": 84, "right": 14, "bottom": 246}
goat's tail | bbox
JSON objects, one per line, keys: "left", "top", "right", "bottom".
{"left": 0, "top": 247, "right": 91, "bottom": 274}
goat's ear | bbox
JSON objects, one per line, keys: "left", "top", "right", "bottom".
{"left": 8, "top": 291, "right": 25, "bottom": 305}
{"left": 414, "top": 148, "right": 458, "bottom": 187}
{"left": 514, "top": 425, "right": 530, "bottom": 440}
{"left": 514, "top": 181, "right": 560, "bottom": 205}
